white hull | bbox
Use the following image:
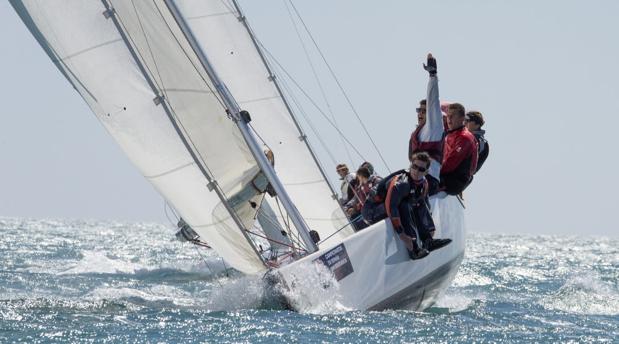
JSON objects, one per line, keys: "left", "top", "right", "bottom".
{"left": 275, "top": 195, "right": 466, "bottom": 311}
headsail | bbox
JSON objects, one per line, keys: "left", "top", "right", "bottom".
{"left": 11, "top": 0, "right": 267, "bottom": 273}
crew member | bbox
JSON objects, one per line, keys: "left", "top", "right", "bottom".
{"left": 465, "top": 111, "right": 489, "bottom": 173}
{"left": 440, "top": 103, "right": 478, "bottom": 195}
{"left": 336, "top": 163, "right": 356, "bottom": 205}
{"left": 408, "top": 53, "right": 445, "bottom": 195}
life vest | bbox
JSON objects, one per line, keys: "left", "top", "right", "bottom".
{"left": 369, "top": 169, "right": 406, "bottom": 203}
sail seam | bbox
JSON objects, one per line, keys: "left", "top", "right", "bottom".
{"left": 185, "top": 11, "right": 231, "bottom": 20}
{"left": 283, "top": 179, "right": 323, "bottom": 186}
{"left": 162, "top": 88, "right": 217, "bottom": 95}
{"left": 237, "top": 95, "right": 280, "bottom": 105}
{"left": 57, "top": 39, "right": 122, "bottom": 61}
{"left": 144, "top": 161, "right": 195, "bottom": 179}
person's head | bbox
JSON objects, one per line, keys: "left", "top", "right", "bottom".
{"left": 465, "top": 111, "right": 484, "bottom": 132}
{"left": 264, "top": 148, "right": 275, "bottom": 166}
{"left": 446, "top": 103, "right": 466, "bottom": 130}
{"left": 356, "top": 166, "right": 371, "bottom": 184}
{"left": 359, "top": 161, "right": 374, "bottom": 175}
{"left": 416, "top": 99, "right": 427, "bottom": 125}
{"left": 409, "top": 152, "right": 431, "bottom": 181}
{"left": 336, "top": 163, "right": 349, "bottom": 178}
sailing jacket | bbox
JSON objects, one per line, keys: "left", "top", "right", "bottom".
{"left": 440, "top": 126, "right": 478, "bottom": 188}
{"left": 383, "top": 173, "right": 429, "bottom": 230}
{"left": 339, "top": 172, "right": 356, "bottom": 205}
{"left": 345, "top": 175, "right": 383, "bottom": 212}
{"left": 471, "top": 129, "right": 489, "bottom": 173}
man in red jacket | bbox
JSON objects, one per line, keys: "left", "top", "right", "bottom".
{"left": 440, "top": 103, "right": 478, "bottom": 195}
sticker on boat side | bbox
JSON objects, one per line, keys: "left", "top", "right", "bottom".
{"left": 313, "top": 243, "right": 353, "bottom": 281}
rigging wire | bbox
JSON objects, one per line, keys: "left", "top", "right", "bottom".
{"left": 276, "top": 75, "right": 339, "bottom": 167}
{"left": 255, "top": 202, "right": 307, "bottom": 253}
{"left": 316, "top": 215, "right": 358, "bottom": 246}
{"left": 191, "top": 243, "right": 225, "bottom": 288}
{"left": 163, "top": 197, "right": 227, "bottom": 281}
{"left": 163, "top": 200, "right": 178, "bottom": 227}
{"left": 288, "top": 0, "right": 392, "bottom": 173}
{"left": 256, "top": 42, "right": 368, "bottom": 163}
{"left": 282, "top": 0, "right": 355, "bottom": 168}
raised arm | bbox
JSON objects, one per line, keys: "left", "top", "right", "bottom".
{"left": 419, "top": 53, "right": 444, "bottom": 142}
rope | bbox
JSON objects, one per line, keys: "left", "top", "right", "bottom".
{"left": 163, "top": 200, "right": 178, "bottom": 227}
{"left": 191, "top": 243, "right": 224, "bottom": 288}
{"left": 244, "top": 228, "right": 307, "bottom": 253}
{"left": 288, "top": 0, "right": 392, "bottom": 173}
{"left": 316, "top": 215, "right": 358, "bottom": 245}
{"left": 282, "top": 0, "right": 355, "bottom": 167}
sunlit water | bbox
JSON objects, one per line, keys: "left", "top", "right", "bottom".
{"left": 1, "top": 217, "right": 617, "bottom": 343}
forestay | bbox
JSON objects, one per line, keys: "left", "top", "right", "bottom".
{"left": 11, "top": 0, "right": 269, "bottom": 274}
{"left": 173, "top": 0, "right": 352, "bottom": 245}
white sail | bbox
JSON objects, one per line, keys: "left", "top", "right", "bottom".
{"left": 11, "top": 0, "right": 268, "bottom": 274}
{"left": 173, "top": 0, "right": 353, "bottom": 246}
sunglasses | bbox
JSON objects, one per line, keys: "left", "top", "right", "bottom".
{"left": 416, "top": 107, "right": 426, "bottom": 114}
{"left": 411, "top": 164, "right": 428, "bottom": 172}
{"left": 465, "top": 118, "right": 479, "bottom": 124}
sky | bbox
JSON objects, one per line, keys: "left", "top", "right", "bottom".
{"left": 1, "top": 0, "right": 618, "bottom": 237}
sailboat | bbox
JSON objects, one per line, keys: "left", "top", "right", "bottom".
{"left": 11, "top": 0, "right": 465, "bottom": 311}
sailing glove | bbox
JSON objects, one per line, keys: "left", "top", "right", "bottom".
{"left": 423, "top": 54, "right": 437, "bottom": 76}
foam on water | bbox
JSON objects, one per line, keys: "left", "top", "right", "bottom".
{"left": 540, "top": 273, "right": 619, "bottom": 315}
{"left": 203, "top": 274, "right": 271, "bottom": 311}
{"left": 276, "top": 261, "right": 351, "bottom": 314}
{"left": 431, "top": 292, "right": 478, "bottom": 313}
{"left": 59, "top": 250, "right": 147, "bottom": 275}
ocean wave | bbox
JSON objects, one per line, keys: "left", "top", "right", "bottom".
{"left": 274, "top": 261, "right": 351, "bottom": 314}
{"left": 430, "top": 292, "right": 479, "bottom": 313}
{"left": 452, "top": 266, "right": 493, "bottom": 287}
{"left": 540, "top": 274, "right": 619, "bottom": 315}
{"left": 56, "top": 250, "right": 228, "bottom": 281}
{"left": 86, "top": 285, "right": 200, "bottom": 308}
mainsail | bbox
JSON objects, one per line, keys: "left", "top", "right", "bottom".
{"left": 172, "top": 0, "right": 352, "bottom": 244}
{"left": 11, "top": 0, "right": 352, "bottom": 274}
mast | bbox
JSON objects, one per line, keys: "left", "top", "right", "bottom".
{"left": 165, "top": 0, "right": 319, "bottom": 253}
{"left": 231, "top": 0, "right": 341, "bottom": 202}
{"left": 100, "top": 0, "right": 267, "bottom": 264}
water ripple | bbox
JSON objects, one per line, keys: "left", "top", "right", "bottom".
{"left": 0, "top": 217, "right": 617, "bottom": 342}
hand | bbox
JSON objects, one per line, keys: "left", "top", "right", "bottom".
{"left": 346, "top": 207, "right": 355, "bottom": 216}
{"left": 423, "top": 53, "right": 437, "bottom": 76}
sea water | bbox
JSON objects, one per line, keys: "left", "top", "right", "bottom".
{"left": 0, "top": 217, "right": 617, "bottom": 343}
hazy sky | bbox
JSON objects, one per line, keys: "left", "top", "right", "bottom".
{"left": 1, "top": 0, "right": 618, "bottom": 237}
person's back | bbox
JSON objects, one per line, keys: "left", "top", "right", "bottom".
{"left": 440, "top": 103, "right": 478, "bottom": 195}
{"left": 346, "top": 166, "right": 382, "bottom": 231}
{"left": 465, "top": 111, "right": 489, "bottom": 173}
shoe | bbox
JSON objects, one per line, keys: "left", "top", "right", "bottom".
{"left": 408, "top": 248, "right": 429, "bottom": 260}
{"left": 407, "top": 239, "right": 429, "bottom": 260}
{"left": 425, "top": 238, "right": 452, "bottom": 252}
